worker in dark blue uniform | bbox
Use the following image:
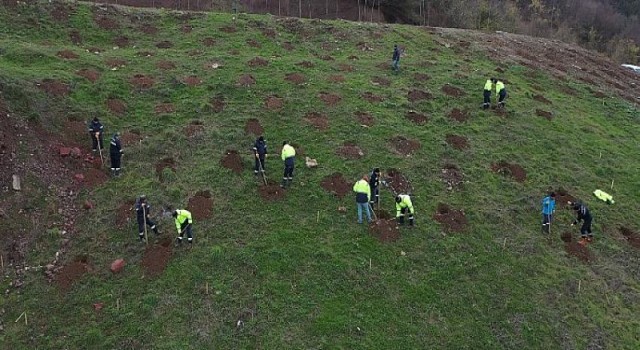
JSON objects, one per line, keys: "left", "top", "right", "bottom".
{"left": 135, "top": 195, "right": 159, "bottom": 242}
{"left": 253, "top": 136, "right": 268, "bottom": 175}
{"left": 570, "top": 201, "right": 593, "bottom": 245}
{"left": 109, "top": 132, "right": 124, "bottom": 177}
{"left": 88, "top": 117, "right": 104, "bottom": 152}
{"left": 369, "top": 168, "right": 381, "bottom": 205}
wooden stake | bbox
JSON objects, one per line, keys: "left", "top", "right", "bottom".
{"left": 25, "top": 312, "right": 27, "bottom": 325}
{"left": 206, "top": 282, "right": 209, "bottom": 295}
{"left": 611, "top": 179, "right": 614, "bottom": 190}
{"left": 117, "top": 298, "right": 120, "bottom": 310}
{"left": 317, "top": 211, "right": 320, "bottom": 223}
{"left": 502, "top": 238, "right": 507, "bottom": 249}
{"left": 1, "top": 254, "right": 3, "bottom": 270}
{"left": 578, "top": 280, "right": 581, "bottom": 293}
{"left": 369, "top": 258, "right": 372, "bottom": 270}
{"left": 15, "top": 311, "right": 25, "bottom": 323}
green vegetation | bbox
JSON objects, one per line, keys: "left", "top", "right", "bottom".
{"left": 1, "top": 2, "right": 639, "bottom": 349}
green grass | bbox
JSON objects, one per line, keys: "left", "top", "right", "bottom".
{"left": 1, "top": 2, "right": 640, "bottom": 349}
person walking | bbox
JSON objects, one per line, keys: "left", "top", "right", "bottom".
{"left": 353, "top": 175, "right": 372, "bottom": 224}
{"left": 496, "top": 79, "right": 507, "bottom": 108}
{"left": 395, "top": 194, "right": 415, "bottom": 226}
{"left": 88, "top": 117, "right": 104, "bottom": 152}
{"left": 109, "top": 132, "right": 124, "bottom": 177}
{"left": 570, "top": 201, "right": 593, "bottom": 245}
{"left": 172, "top": 208, "right": 193, "bottom": 245}
{"left": 253, "top": 136, "right": 268, "bottom": 175}
{"left": 392, "top": 44, "right": 401, "bottom": 73}
{"left": 280, "top": 141, "right": 296, "bottom": 188}
{"left": 541, "top": 192, "right": 556, "bottom": 234}
{"left": 483, "top": 78, "right": 494, "bottom": 109}
{"left": 134, "top": 195, "right": 159, "bottom": 242}
{"left": 369, "top": 168, "right": 381, "bottom": 205}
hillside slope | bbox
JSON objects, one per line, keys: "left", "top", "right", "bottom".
{"left": 1, "top": 1, "right": 639, "bottom": 349}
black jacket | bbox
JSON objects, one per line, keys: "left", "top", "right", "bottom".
{"left": 110, "top": 136, "right": 123, "bottom": 155}
{"left": 88, "top": 120, "right": 104, "bottom": 133}
{"left": 253, "top": 139, "right": 267, "bottom": 156}
{"left": 574, "top": 204, "right": 592, "bottom": 223}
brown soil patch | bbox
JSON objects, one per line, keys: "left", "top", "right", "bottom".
{"left": 536, "top": 109, "right": 553, "bottom": 120}
{"left": 441, "top": 84, "right": 465, "bottom": 97}
{"left": 319, "top": 92, "right": 342, "bottom": 106}
{"left": 137, "top": 51, "right": 154, "bottom": 57}
{"left": 120, "top": 131, "right": 142, "bottom": 146}
{"left": 385, "top": 168, "right": 412, "bottom": 194}
{"left": 76, "top": 69, "right": 100, "bottom": 83}
{"left": 69, "top": 30, "right": 82, "bottom": 45}
{"left": 246, "top": 39, "right": 262, "bottom": 48}
{"left": 156, "top": 60, "right": 176, "bottom": 70}
{"left": 593, "top": 91, "right": 607, "bottom": 98}
{"left": 336, "top": 142, "right": 364, "bottom": 160}
{"left": 561, "top": 231, "right": 573, "bottom": 243}
{"left": 181, "top": 24, "right": 193, "bottom": 33}
{"left": 560, "top": 85, "right": 578, "bottom": 96}
{"left": 51, "top": 4, "right": 72, "bottom": 22}
{"left": 57, "top": 50, "right": 79, "bottom": 59}
{"left": 408, "top": 89, "right": 432, "bottom": 102}
{"left": 389, "top": 136, "right": 421, "bottom": 156}
{"left": 620, "top": 227, "right": 640, "bottom": 249}
{"left": 237, "top": 74, "right": 256, "bottom": 87}
{"left": 115, "top": 200, "right": 135, "bottom": 228}
{"left": 248, "top": 57, "right": 268, "bottom": 67}
{"left": 130, "top": 74, "right": 154, "bottom": 89}
{"left": 220, "top": 150, "right": 243, "bottom": 174}
{"left": 228, "top": 49, "right": 240, "bottom": 56}
{"left": 38, "top": 79, "right": 70, "bottom": 96}
{"left": 348, "top": 55, "right": 359, "bottom": 60}
{"left": 220, "top": 25, "right": 237, "bottom": 33}
{"left": 282, "top": 42, "right": 295, "bottom": 51}
{"left": 94, "top": 16, "right": 119, "bottom": 30}
{"left": 555, "top": 189, "right": 576, "bottom": 208}
{"left": 564, "top": 242, "right": 593, "bottom": 263}
{"left": 265, "top": 95, "right": 284, "bottom": 110}
{"left": 405, "top": 111, "right": 428, "bottom": 125}
{"left": 106, "top": 98, "right": 126, "bottom": 115}
{"left": 86, "top": 47, "right": 102, "bottom": 54}
{"left": 355, "top": 111, "right": 374, "bottom": 126}
{"left": 320, "top": 173, "right": 351, "bottom": 198}
{"left": 188, "top": 50, "right": 203, "bottom": 57}
{"left": 371, "top": 76, "right": 391, "bottom": 87}
{"left": 533, "top": 94, "right": 552, "bottom": 104}
{"left": 285, "top": 73, "right": 306, "bottom": 85}
{"left": 244, "top": 118, "right": 264, "bottom": 135}
{"left": 261, "top": 28, "right": 277, "bottom": 38}
{"left": 113, "top": 36, "right": 130, "bottom": 47}
{"left": 187, "top": 190, "right": 213, "bottom": 220}
{"left": 156, "top": 41, "right": 173, "bottom": 49}
{"left": 413, "top": 73, "right": 430, "bottom": 82}
{"left": 433, "top": 203, "right": 468, "bottom": 233}
{"left": 55, "top": 256, "right": 90, "bottom": 292}
{"left": 297, "top": 61, "right": 315, "bottom": 68}
{"left": 154, "top": 103, "right": 175, "bottom": 114}
{"left": 184, "top": 120, "right": 204, "bottom": 138}
{"left": 442, "top": 163, "right": 464, "bottom": 190}
{"left": 82, "top": 168, "right": 109, "bottom": 187}
{"left": 258, "top": 181, "right": 286, "bottom": 201}
{"left": 140, "top": 25, "right": 158, "bottom": 35}
{"left": 105, "top": 58, "right": 126, "bottom": 69}
{"left": 362, "top": 92, "right": 384, "bottom": 103}
{"left": 447, "top": 108, "right": 470, "bottom": 122}
{"left": 303, "top": 112, "right": 328, "bottom": 130}
{"left": 319, "top": 55, "right": 335, "bottom": 61}
{"left": 141, "top": 238, "right": 172, "bottom": 277}
{"left": 328, "top": 75, "right": 345, "bottom": 83}
{"left": 183, "top": 76, "right": 202, "bottom": 86}
{"left": 155, "top": 157, "right": 176, "bottom": 181}
{"left": 445, "top": 134, "right": 469, "bottom": 150}
{"left": 491, "top": 161, "right": 527, "bottom": 183}
{"left": 495, "top": 67, "right": 505, "bottom": 73}
{"left": 210, "top": 95, "right": 226, "bottom": 113}
{"left": 369, "top": 219, "right": 400, "bottom": 243}
{"left": 337, "top": 63, "right": 353, "bottom": 72}
{"left": 202, "top": 37, "right": 216, "bottom": 47}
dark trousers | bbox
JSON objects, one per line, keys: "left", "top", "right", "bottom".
{"left": 177, "top": 222, "right": 193, "bottom": 242}
{"left": 137, "top": 215, "right": 157, "bottom": 239}
{"left": 398, "top": 208, "right": 415, "bottom": 226}
{"left": 91, "top": 133, "right": 104, "bottom": 151}
{"left": 483, "top": 90, "right": 491, "bottom": 107}
{"left": 580, "top": 218, "right": 593, "bottom": 237}
{"left": 370, "top": 185, "right": 379, "bottom": 204}
{"left": 255, "top": 156, "right": 266, "bottom": 172}
{"left": 283, "top": 164, "right": 294, "bottom": 179}
{"left": 542, "top": 214, "right": 552, "bottom": 233}
{"left": 110, "top": 153, "right": 122, "bottom": 170}
{"left": 498, "top": 90, "right": 507, "bottom": 104}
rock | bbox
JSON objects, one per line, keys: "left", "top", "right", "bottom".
{"left": 305, "top": 156, "right": 318, "bottom": 168}
{"left": 93, "top": 303, "right": 104, "bottom": 311}
{"left": 83, "top": 200, "right": 94, "bottom": 210}
{"left": 45, "top": 264, "right": 55, "bottom": 271}
{"left": 110, "top": 259, "right": 126, "bottom": 273}
{"left": 338, "top": 206, "right": 347, "bottom": 213}
{"left": 59, "top": 147, "right": 71, "bottom": 157}
{"left": 12, "top": 175, "right": 20, "bottom": 191}
{"left": 70, "top": 147, "right": 82, "bottom": 158}
{"left": 74, "top": 173, "right": 84, "bottom": 181}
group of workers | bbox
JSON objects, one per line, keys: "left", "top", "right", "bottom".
{"left": 541, "top": 192, "right": 594, "bottom": 245}
{"left": 483, "top": 77, "right": 507, "bottom": 109}
{"left": 353, "top": 170, "right": 415, "bottom": 226}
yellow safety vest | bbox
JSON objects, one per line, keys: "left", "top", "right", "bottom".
{"left": 484, "top": 79, "right": 492, "bottom": 91}
{"left": 395, "top": 195, "right": 414, "bottom": 217}
{"left": 496, "top": 81, "right": 505, "bottom": 93}
{"left": 174, "top": 209, "right": 193, "bottom": 232}
{"left": 281, "top": 144, "right": 296, "bottom": 160}
{"left": 353, "top": 179, "right": 371, "bottom": 201}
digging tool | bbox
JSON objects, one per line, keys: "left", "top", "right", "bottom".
{"left": 256, "top": 152, "right": 268, "bottom": 185}
{"left": 142, "top": 204, "right": 148, "bottom": 244}
{"left": 95, "top": 132, "right": 104, "bottom": 166}
{"left": 369, "top": 203, "right": 378, "bottom": 221}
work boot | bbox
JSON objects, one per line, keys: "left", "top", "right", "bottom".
{"left": 116, "top": 169, "right": 121, "bottom": 177}
{"left": 138, "top": 233, "right": 145, "bottom": 242}
{"left": 586, "top": 236, "right": 593, "bottom": 243}
{"left": 176, "top": 237, "right": 183, "bottom": 246}
{"left": 280, "top": 178, "right": 287, "bottom": 188}
{"left": 152, "top": 226, "right": 159, "bottom": 235}
{"left": 111, "top": 169, "right": 116, "bottom": 177}
{"left": 578, "top": 237, "right": 588, "bottom": 246}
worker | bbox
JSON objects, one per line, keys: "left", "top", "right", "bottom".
{"left": 569, "top": 201, "right": 593, "bottom": 245}
{"left": 392, "top": 44, "right": 401, "bottom": 73}
{"left": 172, "top": 208, "right": 193, "bottom": 245}
{"left": 541, "top": 192, "right": 556, "bottom": 234}
{"left": 134, "top": 195, "right": 159, "bottom": 242}
{"left": 369, "top": 168, "right": 381, "bottom": 205}
{"left": 353, "top": 175, "right": 372, "bottom": 224}
{"left": 88, "top": 117, "right": 104, "bottom": 152}
{"left": 483, "top": 78, "right": 494, "bottom": 109}
{"left": 280, "top": 141, "right": 296, "bottom": 188}
{"left": 395, "top": 194, "right": 415, "bottom": 226}
{"left": 253, "top": 136, "right": 268, "bottom": 175}
{"left": 496, "top": 79, "right": 507, "bottom": 108}
{"left": 109, "top": 132, "right": 123, "bottom": 177}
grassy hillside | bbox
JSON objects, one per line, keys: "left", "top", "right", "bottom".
{"left": 1, "top": 1, "right": 639, "bottom": 349}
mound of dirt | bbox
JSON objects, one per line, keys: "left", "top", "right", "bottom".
{"left": 337, "top": 63, "right": 353, "bottom": 71}
{"left": 202, "top": 37, "right": 216, "bottom": 47}
{"left": 445, "top": 135, "right": 469, "bottom": 150}
{"left": 184, "top": 120, "right": 204, "bottom": 138}
{"left": 304, "top": 112, "right": 329, "bottom": 130}
{"left": 282, "top": 42, "right": 295, "bottom": 51}
{"left": 38, "top": 79, "right": 70, "bottom": 96}
{"left": 533, "top": 94, "right": 552, "bottom": 104}
{"left": 246, "top": 38, "right": 261, "bottom": 48}
{"left": 389, "top": 136, "right": 421, "bottom": 156}
{"left": 561, "top": 231, "right": 572, "bottom": 243}
{"left": 69, "top": 30, "right": 82, "bottom": 44}
{"left": 408, "top": 89, "right": 432, "bottom": 102}
{"left": 319, "top": 92, "right": 341, "bottom": 106}
{"left": 130, "top": 74, "right": 154, "bottom": 89}
{"left": 155, "top": 157, "right": 176, "bottom": 181}
{"left": 492, "top": 161, "right": 527, "bottom": 183}
{"left": 210, "top": 95, "right": 226, "bottom": 113}
{"left": 187, "top": 190, "right": 213, "bottom": 220}
{"left": 106, "top": 98, "right": 126, "bottom": 115}
{"left": 405, "top": 111, "right": 428, "bottom": 125}
{"left": 564, "top": 242, "right": 593, "bottom": 263}
{"left": 81, "top": 168, "right": 109, "bottom": 188}
{"left": 447, "top": 108, "right": 470, "bottom": 122}
{"left": 237, "top": 74, "right": 256, "bottom": 87}
{"left": 181, "top": 24, "right": 193, "bottom": 33}
{"left": 141, "top": 238, "right": 172, "bottom": 277}
{"left": 113, "top": 36, "right": 130, "bottom": 47}
{"left": 221, "top": 150, "right": 243, "bottom": 174}
{"left": 76, "top": 69, "right": 100, "bottom": 83}
{"left": 156, "top": 40, "right": 173, "bottom": 49}
{"left": 441, "top": 84, "right": 465, "bottom": 97}
{"left": 369, "top": 220, "right": 400, "bottom": 243}
{"left": 105, "top": 58, "right": 126, "bottom": 69}
{"left": 592, "top": 91, "right": 607, "bottom": 98}
{"left": 244, "top": 118, "right": 264, "bottom": 135}
{"left": 154, "top": 103, "right": 175, "bottom": 114}
{"left": 336, "top": 142, "right": 365, "bottom": 160}
{"left": 220, "top": 25, "right": 237, "bottom": 33}
{"left": 258, "top": 181, "right": 286, "bottom": 201}
{"left": 319, "top": 55, "right": 335, "bottom": 61}
{"left": 285, "top": 73, "right": 306, "bottom": 85}
{"left": 94, "top": 16, "right": 118, "bottom": 30}
{"left": 536, "top": 109, "right": 553, "bottom": 120}
{"left": 265, "top": 95, "right": 284, "bottom": 110}
{"left": 328, "top": 75, "right": 345, "bottom": 83}
{"left": 385, "top": 168, "right": 412, "bottom": 194}
{"left": 183, "top": 76, "right": 202, "bottom": 86}
{"left": 248, "top": 57, "right": 269, "bottom": 67}
{"left": 362, "top": 92, "right": 384, "bottom": 103}
{"left": 156, "top": 60, "right": 176, "bottom": 70}
{"left": 320, "top": 173, "right": 351, "bottom": 198}
{"left": 120, "top": 130, "right": 142, "bottom": 146}
{"left": 51, "top": 4, "right": 72, "bottom": 22}
{"left": 555, "top": 188, "right": 576, "bottom": 208}
{"left": 261, "top": 28, "right": 277, "bottom": 38}
{"left": 371, "top": 76, "right": 391, "bottom": 87}
{"left": 115, "top": 199, "right": 135, "bottom": 228}
{"left": 413, "top": 73, "right": 430, "bottom": 82}
{"left": 619, "top": 226, "right": 640, "bottom": 249}
{"left": 57, "top": 50, "right": 79, "bottom": 59}
{"left": 442, "top": 164, "right": 464, "bottom": 190}
{"left": 86, "top": 47, "right": 102, "bottom": 54}
{"left": 55, "top": 256, "right": 90, "bottom": 292}
{"left": 140, "top": 24, "right": 158, "bottom": 35}
{"left": 433, "top": 203, "right": 467, "bottom": 233}
{"left": 355, "top": 111, "right": 374, "bottom": 126}
{"left": 297, "top": 61, "right": 315, "bottom": 68}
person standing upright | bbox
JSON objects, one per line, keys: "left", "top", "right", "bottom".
{"left": 369, "top": 168, "right": 381, "bottom": 205}
{"left": 109, "top": 132, "right": 124, "bottom": 177}
{"left": 280, "top": 141, "right": 296, "bottom": 188}
{"left": 88, "top": 117, "right": 104, "bottom": 152}
{"left": 483, "top": 78, "right": 494, "bottom": 109}
{"left": 253, "top": 136, "right": 268, "bottom": 175}
{"left": 353, "top": 175, "right": 372, "bottom": 224}
{"left": 392, "top": 44, "right": 401, "bottom": 73}
{"left": 570, "top": 201, "right": 593, "bottom": 245}
{"left": 135, "top": 195, "right": 159, "bottom": 242}
{"left": 541, "top": 192, "right": 556, "bottom": 234}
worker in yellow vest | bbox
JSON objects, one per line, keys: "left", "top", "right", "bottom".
{"left": 172, "top": 208, "right": 193, "bottom": 245}
{"left": 353, "top": 175, "right": 372, "bottom": 224}
{"left": 483, "top": 78, "right": 494, "bottom": 109}
{"left": 280, "top": 141, "right": 296, "bottom": 188}
{"left": 395, "top": 194, "right": 415, "bottom": 226}
{"left": 495, "top": 79, "right": 507, "bottom": 108}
